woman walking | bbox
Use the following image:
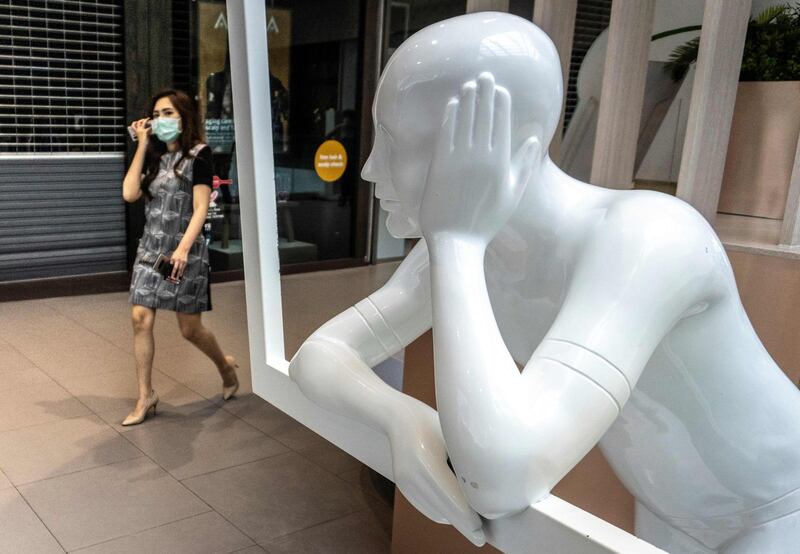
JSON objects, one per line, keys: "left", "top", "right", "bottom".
{"left": 122, "top": 89, "right": 239, "bottom": 426}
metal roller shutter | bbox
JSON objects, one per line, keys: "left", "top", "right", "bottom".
{"left": 0, "top": 0, "right": 126, "bottom": 282}
{"left": 0, "top": 155, "right": 126, "bottom": 281}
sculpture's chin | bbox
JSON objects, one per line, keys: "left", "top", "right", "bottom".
{"left": 386, "top": 211, "right": 422, "bottom": 239}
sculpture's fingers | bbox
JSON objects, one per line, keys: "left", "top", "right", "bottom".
{"left": 493, "top": 86, "right": 511, "bottom": 158}
{"left": 454, "top": 80, "right": 477, "bottom": 150}
{"left": 417, "top": 456, "right": 485, "bottom": 546}
{"left": 435, "top": 99, "right": 458, "bottom": 157}
{"left": 474, "top": 72, "right": 496, "bottom": 149}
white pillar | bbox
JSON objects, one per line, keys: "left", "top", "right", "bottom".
{"left": 779, "top": 135, "right": 800, "bottom": 245}
{"left": 675, "top": 0, "right": 751, "bottom": 222}
{"left": 590, "top": 0, "right": 655, "bottom": 189}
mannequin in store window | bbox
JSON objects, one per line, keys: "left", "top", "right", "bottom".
{"left": 289, "top": 13, "right": 800, "bottom": 554}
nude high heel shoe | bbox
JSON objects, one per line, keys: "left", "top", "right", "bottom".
{"left": 221, "top": 355, "right": 240, "bottom": 401}
{"left": 122, "top": 390, "right": 159, "bottom": 426}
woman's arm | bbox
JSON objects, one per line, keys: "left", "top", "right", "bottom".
{"left": 169, "top": 188, "right": 209, "bottom": 281}
{"left": 171, "top": 146, "right": 213, "bottom": 280}
{"left": 180, "top": 187, "right": 210, "bottom": 249}
{"left": 122, "top": 118, "right": 150, "bottom": 203}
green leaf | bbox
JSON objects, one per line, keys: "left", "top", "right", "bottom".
{"left": 663, "top": 37, "right": 700, "bottom": 81}
{"left": 754, "top": 5, "right": 786, "bottom": 25}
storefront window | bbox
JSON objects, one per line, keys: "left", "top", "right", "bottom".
{"left": 182, "top": 0, "right": 367, "bottom": 272}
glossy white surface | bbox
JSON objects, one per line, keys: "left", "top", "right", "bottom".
{"left": 288, "top": 12, "right": 800, "bottom": 553}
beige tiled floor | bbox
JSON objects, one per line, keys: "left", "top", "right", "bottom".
{"left": 0, "top": 263, "right": 398, "bottom": 553}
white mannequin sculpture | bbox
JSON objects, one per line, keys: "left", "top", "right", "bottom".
{"left": 289, "top": 13, "right": 800, "bottom": 554}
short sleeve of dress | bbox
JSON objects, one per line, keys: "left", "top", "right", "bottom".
{"left": 193, "top": 146, "right": 213, "bottom": 188}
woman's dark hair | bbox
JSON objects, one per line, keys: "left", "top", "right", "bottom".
{"left": 141, "top": 89, "right": 204, "bottom": 198}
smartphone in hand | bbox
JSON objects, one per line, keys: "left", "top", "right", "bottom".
{"left": 154, "top": 254, "right": 181, "bottom": 284}
{"left": 127, "top": 120, "right": 151, "bottom": 142}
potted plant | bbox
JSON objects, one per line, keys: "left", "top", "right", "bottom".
{"left": 664, "top": 4, "right": 800, "bottom": 219}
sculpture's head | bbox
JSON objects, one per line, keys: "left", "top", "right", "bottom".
{"left": 362, "top": 12, "right": 562, "bottom": 238}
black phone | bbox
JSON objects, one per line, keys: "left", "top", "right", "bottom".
{"left": 153, "top": 254, "right": 180, "bottom": 283}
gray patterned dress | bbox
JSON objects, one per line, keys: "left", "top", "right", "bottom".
{"left": 129, "top": 143, "right": 212, "bottom": 313}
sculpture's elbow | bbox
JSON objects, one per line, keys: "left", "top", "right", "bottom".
{"left": 287, "top": 340, "right": 316, "bottom": 391}
{"left": 288, "top": 338, "right": 344, "bottom": 403}
{"left": 453, "top": 444, "right": 558, "bottom": 520}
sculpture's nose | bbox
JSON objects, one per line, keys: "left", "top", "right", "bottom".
{"left": 361, "top": 150, "right": 380, "bottom": 182}
{"left": 361, "top": 128, "right": 391, "bottom": 183}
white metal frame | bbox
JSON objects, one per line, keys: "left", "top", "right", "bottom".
{"left": 227, "top": 1, "right": 663, "bottom": 552}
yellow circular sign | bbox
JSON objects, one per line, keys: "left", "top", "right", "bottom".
{"left": 314, "top": 140, "right": 348, "bottom": 182}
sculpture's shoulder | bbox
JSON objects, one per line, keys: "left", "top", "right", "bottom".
{"left": 603, "top": 190, "right": 721, "bottom": 255}
{"left": 587, "top": 190, "right": 729, "bottom": 297}
{"left": 607, "top": 189, "right": 709, "bottom": 231}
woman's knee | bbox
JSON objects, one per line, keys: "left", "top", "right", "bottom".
{"left": 131, "top": 306, "right": 155, "bottom": 334}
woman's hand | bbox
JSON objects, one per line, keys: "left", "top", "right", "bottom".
{"left": 170, "top": 247, "right": 189, "bottom": 281}
{"left": 420, "top": 73, "right": 540, "bottom": 246}
{"left": 131, "top": 118, "right": 151, "bottom": 144}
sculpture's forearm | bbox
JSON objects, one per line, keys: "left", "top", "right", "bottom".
{"left": 427, "top": 235, "right": 526, "bottom": 415}
{"left": 291, "top": 240, "right": 435, "bottom": 443}
{"left": 290, "top": 333, "right": 423, "bottom": 438}
{"left": 427, "top": 235, "right": 618, "bottom": 518}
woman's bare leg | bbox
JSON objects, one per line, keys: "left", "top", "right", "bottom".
{"left": 176, "top": 312, "right": 238, "bottom": 392}
{"left": 132, "top": 305, "right": 157, "bottom": 400}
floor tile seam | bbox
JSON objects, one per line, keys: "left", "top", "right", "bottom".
{"left": 12, "top": 455, "right": 150, "bottom": 490}
{"left": 257, "top": 505, "right": 372, "bottom": 548}
{"left": 293, "top": 445, "right": 361, "bottom": 477}
{"left": 66, "top": 507, "right": 218, "bottom": 553}
{"left": 158, "top": 365, "right": 251, "bottom": 405}
{"left": 152, "top": 370, "right": 222, "bottom": 402}
{"left": 94, "top": 416, "right": 267, "bottom": 549}
{"left": 164, "top": 449, "right": 272, "bottom": 552}
{"left": 194, "top": 506, "right": 265, "bottom": 552}
{"left": 103, "top": 435, "right": 221, "bottom": 519}
{"left": 0, "top": 340, "right": 64, "bottom": 385}
{"left": 331, "top": 469, "right": 386, "bottom": 502}
{"left": 116, "top": 412, "right": 291, "bottom": 470}
{"left": 1, "top": 339, "right": 135, "bottom": 390}
{"left": 0, "top": 401, "right": 99, "bottom": 435}
{"left": 231, "top": 546, "right": 268, "bottom": 554}
{"left": 268, "top": 435, "right": 343, "bottom": 469}
{"left": 173, "top": 446, "right": 294, "bottom": 483}
{"left": 110, "top": 398, "right": 232, "bottom": 431}
{"left": 144, "top": 402, "right": 278, "bottom": 440}
{"left": 3, "top": 444, "right": 145, "bottom": 488}
{"left": 220, "top": 403, "right": 290, "bottom": 440}
{"left": 35, "top": 304, "right": 138, "bottom": 358}
{"left": 51, "top": 382, "right": 114, "bottom": 425}
{"left": 179, "top": 450, "right": 298, "bottom": 485}
{"left": 48, "top": 365, "right": 153, "bottom": 399}
{"left": 12, "top": 478, "right": 69, "bottom": 553}
{"left": 0, "top": 411, "right": 111, "bottom": 438}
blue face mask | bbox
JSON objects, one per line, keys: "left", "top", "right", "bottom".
{"left": 151, "top": 117, "right": 182, "bottom": 143}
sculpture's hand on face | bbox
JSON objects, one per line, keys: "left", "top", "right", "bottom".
{"left": 389, "top": 402, "right": 486, "bottom": 546}
{"left": 420, "top": 72, "right": 540, "bottom": 246}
